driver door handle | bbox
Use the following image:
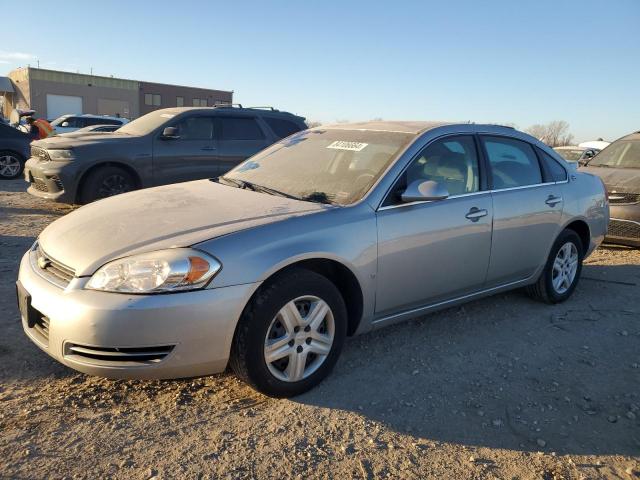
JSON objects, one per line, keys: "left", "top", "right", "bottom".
{"left": 545, "top": 195, "right": 563, "bottom": 207}
{"left": 465, "top": 207, "right": 488, "bottom": 222}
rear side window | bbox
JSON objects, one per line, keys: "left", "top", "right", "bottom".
{"left": 537, "top": 148, "right": 568, "bottom": 182}
{"left": 481, "top": 136, "right": 542, "bottom": 189}
{"left": 264, "top": 117, "right": 303, "bottom": 138}
{"left": 217, "top": 117, "right": 265, "bottom": 140}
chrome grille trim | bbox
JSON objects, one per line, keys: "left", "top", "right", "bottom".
{"left": 608, "top": 192, "right": 640, "bottom": 205}
{"left": 64, "top": 343, "right": 175, "bottom": 367}
{"left": 30, "top": 245, "right": 76, "bottom": 288}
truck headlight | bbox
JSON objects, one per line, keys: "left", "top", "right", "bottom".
{"left": 86, "top": 248, "right": 221, "bottom": 293}
{"left": 48, "top": 149, "right": 74, "bottom": 161}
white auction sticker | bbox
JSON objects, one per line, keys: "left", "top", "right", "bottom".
{"left": 326, "top": 141, "right": 368, "bottom": 152}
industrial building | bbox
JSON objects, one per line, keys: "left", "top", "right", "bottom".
{"left": 0, "top": 67, "right": 233, "bottom": 121}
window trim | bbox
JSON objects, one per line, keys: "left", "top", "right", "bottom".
{"left": 377, "top": 132, "right": 568, "bottom": 212}
{"left": 379, "top": 133, "right": 485, "bottom": 208}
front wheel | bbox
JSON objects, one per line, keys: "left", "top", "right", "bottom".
{"left": 79, "top": 166, "right": 136, "bottom": 204}
{"left": 526, "top": 229, "right": 584, "bottom": 304}
{"left": 230, "top": 269, "right": 347, "bottom": 398}
{"left": 0, "top": 151, "right": 25, "bottom": 180}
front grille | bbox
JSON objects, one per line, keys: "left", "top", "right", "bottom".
{"left": 31, "top": 146, "right": 50, "bottom": 162}
{"left": 32, "top": 246, "right": 75, "bottom": 288}
{"left": 32, "top": 178, "right": 49, "bottom": 192}
{"left": 64, "top": 343, "right": 175, "bottom": 367}
{"left": 608, "top": 192, "right": 640, "bottom": 205}
{"left": 32, "top": 313, "right": 50, "bottom": 343}
{"left": 608, "top": 219, "right": 640, "bottom": 240}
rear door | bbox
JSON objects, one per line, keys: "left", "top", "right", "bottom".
{"left": 213, "top": 115, "right": 272, "bottom": 175}
{"left": 152, "top": 114, "right": 217, "bottom": 185}
{"left": 481, "top": 135, "right": 564, "bottom": 287}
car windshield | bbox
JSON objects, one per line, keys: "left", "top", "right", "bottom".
{"left": 555, "top": 149, "right": 584, "bottom": 161}
{"left": 117, "top": 109, "right": 181, "bottom": 136}
{"left": 589, "top": 140, "right": 640, "bottom": 168}
{"left": 221, "top": 129, "right": 415, "bottom": 205}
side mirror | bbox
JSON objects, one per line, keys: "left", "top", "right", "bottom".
{"left": 60, "top": 121, "right": 69, "bottom": 127}
{"left": 401, "top": 180, "right": 449, "bottom": 203}
{"left": 161, "top": 126, "right": 179, "bottom": 139}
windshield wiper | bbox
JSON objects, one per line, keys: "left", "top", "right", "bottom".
{"left": 302, "top": 192, "right": 338, "bottom": 205}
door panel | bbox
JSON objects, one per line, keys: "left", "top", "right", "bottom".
{"left": 375, "top": 194, "right": 493, "bottom": 315}
{"left": 152, "top": 116, "right": 217, "bottom": 185}
{"left": 214, "top": 116, "right": 272, "bottom": 175}
{"left": 486, "top": 185, "right": 563, "bottom": 286}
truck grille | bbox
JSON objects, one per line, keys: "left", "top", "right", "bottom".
{"left": 64, "top": 344, "right": 175, "bottom": 367}
{"left": 31, "top": 146, "right": 50, "bottom": 162}
{"left": 32, "top": 178, "right": 49, "bottom": 192}
{"left": 31, "top": 245, "right": 76, "bottom": 288}
{"left": 608, "top": 192, "right": 640, "bottom": 205}
{"left": 608, "top": 219, "right": 640, "bottom": 240}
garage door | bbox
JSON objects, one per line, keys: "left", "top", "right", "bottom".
{"left": 46, "top": 94, "right": 83, "bottom": 120}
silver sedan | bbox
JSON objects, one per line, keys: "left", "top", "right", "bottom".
{"left": 17, "top": 121, "right": 609, "bottom": 397}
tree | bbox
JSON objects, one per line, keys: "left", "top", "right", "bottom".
{"left": 526, "top": 121, "right": 574, "bottom": 147}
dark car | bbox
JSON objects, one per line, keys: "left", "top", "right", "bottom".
{"left": 24, "top": 106, "right": 306, "bottom": 203}
{"left": 0, "top": 122, "right": 31, "bottom": 179}
{"left": 582, "top": 131, "right": 640, "bottom": 247}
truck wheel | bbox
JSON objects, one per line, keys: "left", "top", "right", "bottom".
{"left": 0, "top": 151, "right": 25, "bottom": 180}
{"left": 230, "top": 269, "right": 347, "bottom": 398}
{"left": 526, "top": 229, "right": 584, "bottom": 304}
{"left": 79, "top": 166, "right": 136, "bottom": 203}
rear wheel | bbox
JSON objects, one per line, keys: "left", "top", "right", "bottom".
{"left": 230, "top": 269, "right": 347, "bottom": 398}
{"left": 0, "top": 151, "right": 25, "bottom": 180}
{"left": 79, "top": 166, "right": 136, "bottom": 203}
{"left": 526, "top": 229, "right": 583, "bottom": 304}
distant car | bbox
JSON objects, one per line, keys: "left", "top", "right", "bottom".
{"left": 58, "top": 124, "right": 121, "bottom": 137}
{"left": 50, "top": 114, "right": 129, "bottom": 134}
{"left": 16, "top": 121, "right": 608, "bottom": 397}
{"left": 0, "top": 121, "right": 31, "bottom": 179}
{"left": 24, "top": 106, "right": 307, "bottom": 203}
{"left": 582, "top": 131, "right": 640, "bottom": 247}
{"left": 554, "top": 146, "right": 600, "bottom": 166}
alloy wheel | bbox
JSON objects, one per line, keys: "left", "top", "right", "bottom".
{"left": 264, "top": 295, "right": 335, "bottom": 382}
{"left": 0, "top": 155, "right": 21, "bottom": 178}
{"left": 552, "top": 242, "right": 579, "bottom": 294}
{"left": 97, "top": 174, "right": 133, "bottom": 198}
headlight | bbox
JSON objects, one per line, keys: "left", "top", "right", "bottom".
{"left": 48, "top": 149, "right": 74, "bottom": 161}
{"left": 86, "top": 248, "right": 221, "bottom": 293}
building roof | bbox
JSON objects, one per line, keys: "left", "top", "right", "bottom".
{"left": 0, "top": 76, "right": 14, "bottom": 93}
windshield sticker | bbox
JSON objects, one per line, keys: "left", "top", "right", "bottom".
{"left": 160, "top": 113, "right": 175, "bottom": 119}
{"left": 326, "top": 141, "right": 368, "bottom": 152}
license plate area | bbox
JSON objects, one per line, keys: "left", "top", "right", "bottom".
{"left": 16, "top": 281, "right": 37, "bottom": 328}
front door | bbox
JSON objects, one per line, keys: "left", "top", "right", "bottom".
{"left": 480, "top": 135, "right": 564, "bottom": 287}
{"left": 152, "top": 115, "right": 217, "bottom": 185}
{"left": 214, "top": 116, "right": 272, "bottom": 175}
{"left": 375, "top": 135, "right": 493, "bottom": 315}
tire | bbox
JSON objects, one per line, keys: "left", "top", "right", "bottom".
{"left": 79, "top": 166, "right": 136, "bottom": 204}
{"left": 526, "top": 229, "right": 584, "bottom": 304}
{"left": 0, "top": 151, "right": 25, "bottom": 180}
{"left": 230, "top": 269, "right": 347, "bottom": 398}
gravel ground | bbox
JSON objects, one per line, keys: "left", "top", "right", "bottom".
{"left": 1, "top": 178, "right": 639, "bottom": 479}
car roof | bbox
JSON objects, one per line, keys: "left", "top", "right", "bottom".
{"left": 318, "top": 120, "right": 517, "bottom": 136}
{"left": 554, "top": 146, "right": 585, "bottom": 150}
{"left": 154, "top": 106, "right": 304, "bottom": 120}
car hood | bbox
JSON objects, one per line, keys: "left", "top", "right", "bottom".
{"left": 33, "top": 132, "right": 137, "bottom": 149}
{"left": 38, "top": 180, "right": 326, "bottom": 276}
{"left": 582, "top": 165, "right": 640, "bottom": 192}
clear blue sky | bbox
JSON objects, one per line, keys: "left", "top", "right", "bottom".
{"left": 3, "top": 0, "right": 639, "bottom": 141}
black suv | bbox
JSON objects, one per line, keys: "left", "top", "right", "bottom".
{"left": 25, "top": 106, "right": 307, "bottom": 203}
{"left": 0, "top": 121, "right": 31, "bottom": 179}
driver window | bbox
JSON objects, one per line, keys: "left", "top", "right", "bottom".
{"left": 384, "top": 135, "right": 480, "bottom": 205}
{"left": 173, "top": 116, "right": 214, "bottom": 140}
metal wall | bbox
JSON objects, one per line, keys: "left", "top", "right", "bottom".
{"left": 138, "top": 81, "right": 233, "bottom": 116}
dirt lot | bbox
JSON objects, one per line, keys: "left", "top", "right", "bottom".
{"left": 1, "top": 178, "right": 639, "bottom": 479}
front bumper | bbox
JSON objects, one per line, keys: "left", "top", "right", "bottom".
{"left": 17, "top": 250, "right": 259, "bottom": 379}
{"left": 24, "top": 157, "right": 77, "bottom": 203}
{"left": 606, "top": 204, "right": 640, "bottom": 247}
